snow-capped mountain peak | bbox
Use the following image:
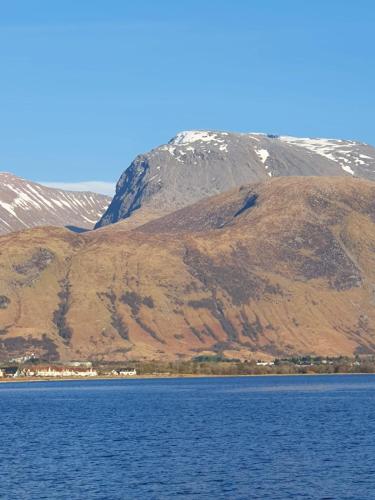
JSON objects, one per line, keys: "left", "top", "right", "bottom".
{"left": 96, "top": 130, "right": 375, "bottom": 229}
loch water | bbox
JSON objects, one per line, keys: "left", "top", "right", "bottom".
{"left": 0, "top": 375, "right": 375, "bottom": 499}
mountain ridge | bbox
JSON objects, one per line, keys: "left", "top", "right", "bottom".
{"left": 0, "top": 172, "right": 111, "bottom": 234}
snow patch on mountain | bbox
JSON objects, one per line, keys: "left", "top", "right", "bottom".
{"left": 279, "top": 136, "right": 375, "bottom": 176}
{"left": 171, "top": 130, "right": 228, "bottom": 145}
{"left": 256, "top": 149, "right": 270, "bottom": 164}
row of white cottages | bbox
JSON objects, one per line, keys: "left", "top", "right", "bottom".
{"left": 0, "top": 365, "right": 137, "bottom": 378}
{"left": 0, "top": 365, "right": 98, "bottom": 378}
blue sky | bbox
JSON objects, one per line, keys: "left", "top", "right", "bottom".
{"left": 0, "top": 0, "right": 374, "bottom": 193}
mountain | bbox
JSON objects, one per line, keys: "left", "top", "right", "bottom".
{"left": 1, "top": 176, "right": 375, "bottom": 362}
{"left": 96, "top": 130, "right": 375, "bottom": 228}
{"left": 0, "top": 173, "right": 111, "bottom": 234}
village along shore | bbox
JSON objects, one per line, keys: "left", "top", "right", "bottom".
{"left": 2, "top": 355, "right": 375, "bottom": 383}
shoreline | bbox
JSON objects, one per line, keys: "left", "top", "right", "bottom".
{"left": 0, "top": 372, "right": 374, "bottom": 384}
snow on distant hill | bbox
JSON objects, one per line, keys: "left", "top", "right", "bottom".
{"left": 0, "top": 172, "right": 111, "bottom": 234}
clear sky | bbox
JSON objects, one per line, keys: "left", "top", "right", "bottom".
{"left": 0, "top": 0, "right": 374, "bottom": 193}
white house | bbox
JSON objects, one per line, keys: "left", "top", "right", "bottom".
{"left": 256, "top": 361, "right": 275, "bottom": 366}
{"left": 119, "top": 369, "right": 137, "bottom": 376}
{"left": 112, "top": 368, "right": 137, "bottom": 376}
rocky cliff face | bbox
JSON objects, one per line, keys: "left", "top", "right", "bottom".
{"left": 96, "top": 131, "right": 375, "bottom": 228}
{"left": 0, "top": 173, "right": 111, "bottom": 234}
{"left": 1, "top": 176, "right": 375, "bottom": 362}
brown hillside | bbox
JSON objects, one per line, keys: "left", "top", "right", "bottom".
{"left": 1, "top": 176, "right": 375, "bottom": 361}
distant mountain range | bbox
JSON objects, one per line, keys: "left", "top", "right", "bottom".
{"left": 0, "top": 173, "right": 111, "bottom": 234}
{"left": 1, "top": 131, "right": 375, "bottom": 362}
{"left": 96, "top": 131, "right": 375, "bottom": 229}
{"left": 2, "top": 131, "right": 375, "bottom": 235}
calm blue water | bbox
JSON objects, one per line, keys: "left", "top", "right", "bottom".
{"left": 0, "top": 375, "right": 375, "bottom": 499}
